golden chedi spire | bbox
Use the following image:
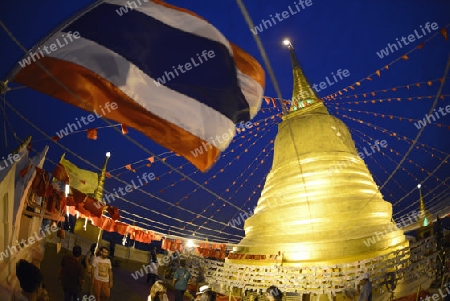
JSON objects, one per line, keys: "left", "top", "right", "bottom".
{"left": 417, "top": 184, "right": 430, "bottom": 227}
{"left": 285, "top": 39, "right": 322, "bottom": 112}
{"left": 93, "top": 152, "right": 111, "bottom": 202}
{"left": 229, "top": 40, "right": 408, "bottom": 265}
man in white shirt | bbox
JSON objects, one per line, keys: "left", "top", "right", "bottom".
{"left": 91, "top": 246, "right": 113, "bottom": 301}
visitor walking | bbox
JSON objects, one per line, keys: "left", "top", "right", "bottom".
{"left": 173, "top": 260, "right": 191, "bottom": 301}
{"left": 59, "top": 245, "right": 85, "bottom": 301}
{"left": 83, "top": 243, "right": 97, "bottom": 294}
{"left": 146, "top": 260, "right": 159, "bottom": 286}
{"left": 265, "top": 286, "right": 282, "bottom": 301}
{"left": 91, "top": 246, "right": 113, "bottom": 301}
{"left": 357, "top": 273, "right": 372, "bottom": 301}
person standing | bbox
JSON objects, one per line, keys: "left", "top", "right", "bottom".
{"left": 83, "top": 243, "right": 97, "bottom": 294}
{"left": 59, "top": 245, "right": 85, "bottom": 301}
{"left": 147, "top": 280, "right": 169, "bottom": 301}
{"left": 15, "top": 259, "right": 46, "bottom": 301}
{"left": 91, "top": 246, "right": 113, "bottom": 301}
{"left": 265, "top": 286, "right": 282, "bottom": 301}
{"left": 146, "top": 260, "right": 159, "bottom": 287}
{"left": 195, "top": 285, "right": 211, "bottom": 301}
{"left": 357, "top": 273, "right": 372, "bottom": 301}
{"left": 173, "top": 260, "right": 191, "bottom": 301}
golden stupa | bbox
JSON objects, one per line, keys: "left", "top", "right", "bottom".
{"left": 216, "top": 43, "right": 410, "bottom": 296}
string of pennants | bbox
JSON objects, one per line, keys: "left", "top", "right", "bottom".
{"left": 27, "top": 162, "right": 164, "bottom": 244}
{"left": 25, "top": 153, "right": 247, "bottom": 248}
{"left": 327, "top": 78, "right": 448, "bottom": 101}
{"left": 323, "top": 25, "right": 449, "bottom": 100}
{"left": 334, "top": 106, "right": 450, "bottom": 129}
{"left": 49, "top": 110, "right": 284, "bottom": 178}
{"left": 50, "top": 98, "right": 286, "bottom": 144}
{"left": 334, "top": 94, "right": 450, "bottom": 106}
{"left": 160, "top": 238, "right": 228, "bottom": 259}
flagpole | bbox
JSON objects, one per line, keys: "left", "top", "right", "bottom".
{"left": 93, "top": 151, "right": 111, "bottom": 254}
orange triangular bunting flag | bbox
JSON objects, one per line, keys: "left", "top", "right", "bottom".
{"left": 264, "top": 97, "right": 270, "bottom": 105}
{"left": 105, "top": 172, "right": 112, "bottom": 178}
{"left": 376, "top": 70, "right": 381, "bottom": 77}
{"left": 125, "top": 164, "right": 132, "bottom": 171}
{"left": 271, "top": 98, "right": 277, "bottom": 108}
{"left": 440, "top": 28, "right": 448, "bottom": 41}
{"left": 87, "top": 128, "right": 98, "bottom": 140}
{"left": 417, "top": 43, "right": 425, "bottom": 49}
{"left": 121, "top": 124, "right": 128, "bottom": 135}
{"left": 401, "top": 55, "right": 409, "bottom": 60}
{"left": 148, "top": 157, "right": 155, "bottom": 163}
{"left": 385, "top": 65, "right": 389, "bottom": 70}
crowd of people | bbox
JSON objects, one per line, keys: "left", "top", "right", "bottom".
{"left": 13, "top": 245, "right": 373, "bottom": 301}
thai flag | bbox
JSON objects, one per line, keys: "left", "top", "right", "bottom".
{"left": 13, "top": 0, "right": 265, "bottom": 172}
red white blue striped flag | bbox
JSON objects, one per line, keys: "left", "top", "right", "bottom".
{"left": 13, "top": 0, "right": 265, "bottom": 172}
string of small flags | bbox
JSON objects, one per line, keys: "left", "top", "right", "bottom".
{"left": 323, "top": 24, "right": 449, "bottom": 100}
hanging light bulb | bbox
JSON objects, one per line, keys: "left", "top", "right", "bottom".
{"left": 187, "top": 239, "right": 195, "bottom": 248}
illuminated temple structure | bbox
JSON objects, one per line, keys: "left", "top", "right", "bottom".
{"left": 204, "top": 43, "right": 413, "bottom": 299}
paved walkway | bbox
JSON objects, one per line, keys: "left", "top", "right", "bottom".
{"left": 40, "top": 242, "right": 192, "bottom": 301}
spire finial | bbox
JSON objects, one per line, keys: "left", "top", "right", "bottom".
{"left": 283, "top": 39, "right": 322, "bottom": 113}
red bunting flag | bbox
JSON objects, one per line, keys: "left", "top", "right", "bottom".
{"left": 52, "top": 163, "right": 69, "bottom": 183}
{"left": 87, "top": 128, "right": 98, "bottom": 140}
{"left": 441, "top": 28, "right": 448, "bottom": 41}
{"left": 20, "top": 163, "right": 32, "bottom": 177}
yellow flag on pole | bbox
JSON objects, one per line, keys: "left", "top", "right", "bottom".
{"left": 60, "top": 156, "right": 98, "bottom": 194}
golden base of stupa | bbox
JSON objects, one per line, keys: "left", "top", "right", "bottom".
{"left": 229, "top": 102, "right": 408, "bottom": 266}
